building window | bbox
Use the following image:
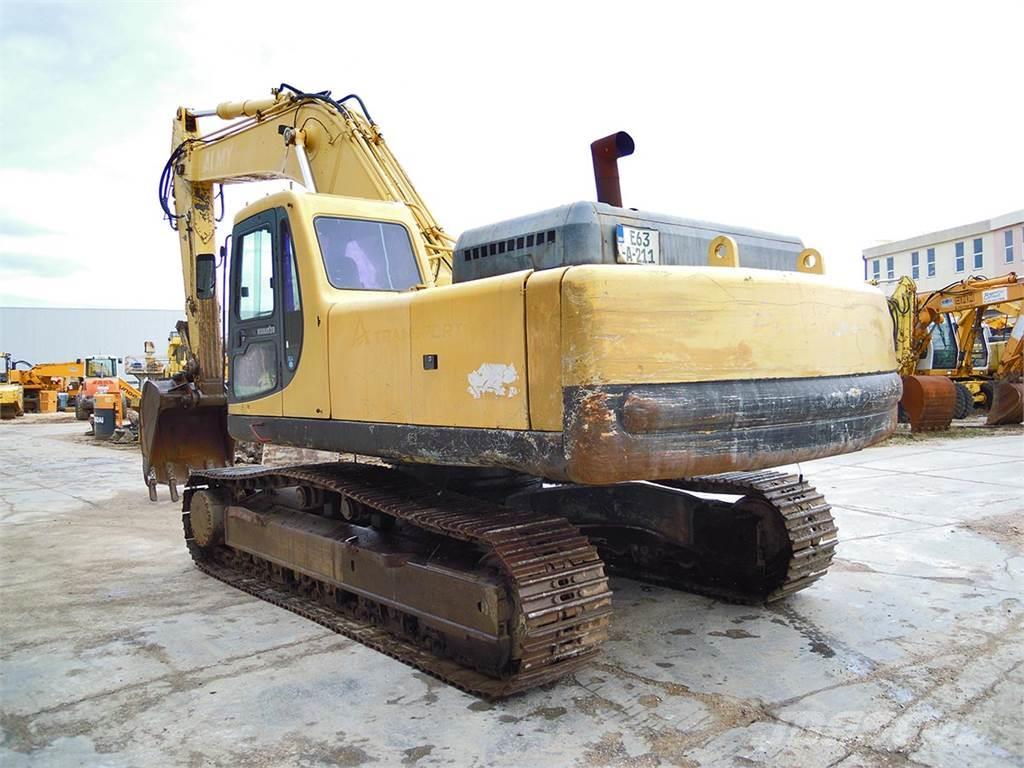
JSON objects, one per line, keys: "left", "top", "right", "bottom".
{"left": 973, "top": 238, "right": 983, "bottom": 270}
{"left": 886, "top": 256, "right": 894, "bottom": 279}
{"left": 927, "top": 248, "right": 936, "bottom": 277}
{"left": 872, "top": 259, "right": 880, "bottom": 280}
{"left": 911, "top": 251, "right": 919, "bottom": 279}
{"left": 955, "top": 241, "right": 965, "bottom": 273}
{"left": 1006, "top": 231, "right": 1015, "bottom": 264}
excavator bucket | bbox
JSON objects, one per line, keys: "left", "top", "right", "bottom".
{"left": 900, "top": 375, "right": 956, "bottom": 433}
{"left": 139, "top": 379, "right": 233, "bottom": 502}
{"left": 986, "top": 382, "right": 1024, "bottom": 426}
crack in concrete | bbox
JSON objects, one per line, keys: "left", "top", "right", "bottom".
{"left": 765, "top": 611, "right": 1024, "bottom": 763}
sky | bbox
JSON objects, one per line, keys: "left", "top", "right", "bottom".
{"left": 1, "top": 0, "right": 1021, "bottom": 309}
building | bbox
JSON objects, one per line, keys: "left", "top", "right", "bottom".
{"left": 0, "top": 307, "right": 184, "bottom": 368}
{"left": 862, "top": 210, "right": 1024, "bottom": 290}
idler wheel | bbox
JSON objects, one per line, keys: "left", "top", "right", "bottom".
{"left": 190, "top": 489, "right": 227, "bottom": 548}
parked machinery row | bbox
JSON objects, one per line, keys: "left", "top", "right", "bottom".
{"left": 886, "top": 274, "right": 1023, "bottom": 431}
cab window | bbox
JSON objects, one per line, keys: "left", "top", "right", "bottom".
{"left": 929, "top": 321, "right": 958, "bottom": 369}
{"left": 233, "top": 342, "right": 277, "bottom": 398}
{"left": 314, "top": 216, "right": 421, "bottom": 290}
{"left": 281, "top": 218, "right": 303, "bottom": 373}
{"left": 85, "top": 358, "right": 115, "bottom": 377}
{"left": 238, "top": 228, "right": 275, "bottom": 319}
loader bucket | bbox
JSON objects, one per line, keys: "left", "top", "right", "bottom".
{"left": 139, "top": 379, "right": 233, "bottom": 501}
{"left": 986, "top": 382, "right": 1024, "bottom": 426}
{"left": 900, "top": 375, "right": 956, "bottom": 433}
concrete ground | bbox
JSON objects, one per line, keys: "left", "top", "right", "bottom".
{"left": 1, "top": 415, "right": 1022, "bottom": 768}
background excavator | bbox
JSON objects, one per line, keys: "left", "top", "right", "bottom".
{"left": 0, "top": 353, "right": 24, "bottom": 419}
{"left": 887, "top": 274, "right": 1023, "bottom": 430}
{"left": 142, "top": 84, "right": 899, "bottom": 697}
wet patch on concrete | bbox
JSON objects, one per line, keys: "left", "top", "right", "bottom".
{"left": 229, "top": 733, "right": 377, "bottom": 767}
{"left": 411, "top": 672, "right": 440, "bottom": 704}
{"left": 530, "top": 705, "right": 568, "bottom": 720}
{"left": 708, "top": 629, "right": 760, "bottom": 639}
{"left": 401, "top": 744, "right": 434, "bottom": 765}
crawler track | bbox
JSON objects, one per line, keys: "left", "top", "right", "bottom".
{"left": 184, "top": 463, "right": 612, "bottom": 698}
{"left": 664, "top": 470, "right": 838, "bottom": 602}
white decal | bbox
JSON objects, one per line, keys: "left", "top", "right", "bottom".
{"left": 467, "top": 363, "right": 520, "bottom": 399}
{"left": 982, "top": 287, "right": 1009, "bottom": 304}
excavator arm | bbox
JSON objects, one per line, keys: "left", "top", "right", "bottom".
{"left": 144, "top": 85, "right": 455, "bottom": 499}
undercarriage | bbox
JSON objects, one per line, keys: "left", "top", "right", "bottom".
{"left": 183, "top": 461, "right": 836, "bottom": 697}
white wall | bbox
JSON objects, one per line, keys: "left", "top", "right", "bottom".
{"left": 864, "top": 220, "right": 1024, "bottom": 290}
{"left": 0, "top": 307, "right": 184, "bottom": 367}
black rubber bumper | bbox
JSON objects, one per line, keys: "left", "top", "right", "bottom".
{"left": 562, "top": 371, "right": 901, "bottom": 483}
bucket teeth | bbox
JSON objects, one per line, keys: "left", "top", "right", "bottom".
{"left": 166, "top": 464, "right": 179, "bottom": 503}
{"left": 145, "top": 466, "right": 159, "bottom": 502}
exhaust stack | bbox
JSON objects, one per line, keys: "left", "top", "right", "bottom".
{"left": 591, "top": 132, "right": 635, "bottom": 207}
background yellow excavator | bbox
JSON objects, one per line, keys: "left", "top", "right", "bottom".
{"left": 0, "top": 353, "right": 25, "bottom": 419}
{"left": 4, "top": 357, "right": 96, "bottom": 412}
{"left": 887, "top": 274, "right": 1023, "bottom": 430}
{"left": 142, "top": 83, "right": 899, "bottom": 697}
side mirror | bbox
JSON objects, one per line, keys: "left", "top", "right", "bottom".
{"left": 196, "top": 253, "right": 216, "bottom": 300}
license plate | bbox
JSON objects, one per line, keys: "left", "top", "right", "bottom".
{"left": 615, "top": 224, "right": 659, "bottom": 264}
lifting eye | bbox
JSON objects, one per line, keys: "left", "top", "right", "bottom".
{"left": 707, "top": 235, "right": 740, "bottom": 268}
{"left": 797, "top": 248, "right": 824, "bottom": 274}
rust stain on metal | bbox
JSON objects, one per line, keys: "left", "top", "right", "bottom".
{"left": 900, "top": 375, "right": 956, "bottom": 433}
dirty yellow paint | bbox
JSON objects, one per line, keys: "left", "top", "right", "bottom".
{"left": 409, "top": 271, "right": 530, "bottom": 429}
{"left": 231, "top": 390, "right": 282, "bottom": 417}
{"left": 525, "top": 268, "right": 568, "bottom": 431}
{"left": 330, "top": 292, "right": 413, "bottom": 423}
{"left": 560, "top": 265, "right": 895, "bottom": 386}
{"left": 327, "top": 270, "right": 530, "bottom": 428}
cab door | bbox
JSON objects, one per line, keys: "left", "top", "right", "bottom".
{"left": 228, "top": 209, "right": 284, "bottom": 416}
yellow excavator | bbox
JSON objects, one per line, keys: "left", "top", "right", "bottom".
{"left": 5, "top": 358, "right": 89, "bottom": 412}
{"left": 142, "top": 84, "right": 899, "bottom": 697}
{"left": 888, "top": 274, "right": 1023, "bottom": 430}
{"left": 0, "top": 353, "right": 25, "bottom": 419}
